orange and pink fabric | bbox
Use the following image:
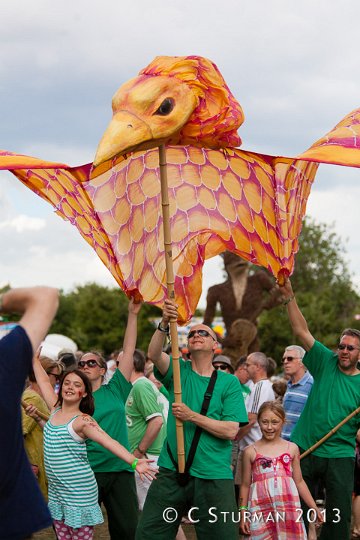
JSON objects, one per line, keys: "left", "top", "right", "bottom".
{"left": 1, "top": 56, "right": 359, "bottom": 323}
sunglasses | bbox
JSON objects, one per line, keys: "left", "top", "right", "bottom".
{"left": 188, "top": 329, "right": 215, "bottom": 340}
{"left": 281, "top": 356, "right": 298, "bottom": 363}
{"left": 213, "top": 364, "right": 229, "bottom": 371}
{"left": 338, "top": 344, "right": 360, "bottom": 351}
{"left": 78, "top": 359, "right": 101, "bottom": 368}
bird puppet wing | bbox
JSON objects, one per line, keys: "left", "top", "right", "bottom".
{"left": 1, "top": 56, "right": 360, "bottom": 323}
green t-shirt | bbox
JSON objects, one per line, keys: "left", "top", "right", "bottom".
{"left": 87, "top": 369, "right": 133, "bottom": 472}
{"left": 155, "top": 358, "right": 248, "bottom": 479}
{"left": 159, "top": 385, "right": 170, "bottom": 400}
{"left": 240, "top": 383, "right": 251, "bottom": 402}
{"left": 126, "top": 377, "right": 167, "bottom": 455}
{"left": 291, "top": 340, "right": 360, "bottom": 458}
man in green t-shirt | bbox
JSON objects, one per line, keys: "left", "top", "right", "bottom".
{"left": 136, "top": 299, "right": 248, "bottom": 540}
{"left": 126, "top": 349, "right": 166, "bottom": 510}
{"left": 282, "top": 279, "right": 360, "bottom": 540}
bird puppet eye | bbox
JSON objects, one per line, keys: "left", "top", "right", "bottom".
{"left": 154, "top": 98, "right": 175, "bottom": 116}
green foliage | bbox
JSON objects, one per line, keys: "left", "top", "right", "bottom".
{"left": 49, "top": 283, "right": 160, "bottom": 356}
{"left": 258, "top": 218, "right": 360, "bottom": 365}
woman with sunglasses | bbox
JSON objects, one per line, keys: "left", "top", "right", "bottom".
{"left": 32, "top": 351, "right": 155, "bottom": 540}
{"left": 78, "top": 299, "right": 142, "bottom": 540}
{"left": 212, "top": 354, "right": 234, "bottom": 374}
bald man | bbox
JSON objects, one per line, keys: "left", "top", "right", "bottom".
{"left": 137, "top": 299, "right": 248, "bottom": 540}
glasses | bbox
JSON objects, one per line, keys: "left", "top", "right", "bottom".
{"left": 338, "top": 344, "right": 360, "bottom": 351}
{"left": 188, "top": 329, "right": 215, "bottom": 340}
{"left": 213, "top": 364, "right": 229, "bottom": 371}
{"left": 282, "top": 356, "right": 299, "bottom": 363}
{"left": 78, "top": 359, "right": 101, "bottom": 368}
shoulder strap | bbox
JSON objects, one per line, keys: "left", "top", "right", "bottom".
{"left": 167, "top": 369, "right": 218, "bottom": 473}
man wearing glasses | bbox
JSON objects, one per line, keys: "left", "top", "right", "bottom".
{"left": 137, "top": 299, "right": 247, "bottom": 540}
{"left": 281, "top": 345, "right": 313, "bottom": 441}
{"left": 281, "top": 279, "right": 360, "bottom": 540}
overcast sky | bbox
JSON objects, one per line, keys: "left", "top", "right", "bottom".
{"left": 1, "top": 0, "right": 359, "bottom": 307}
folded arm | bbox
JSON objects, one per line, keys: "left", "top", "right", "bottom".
{"left": 133, "top": 416, "right": 164, "bottom": 458}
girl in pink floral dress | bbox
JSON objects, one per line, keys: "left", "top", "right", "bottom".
{"left": 240, "top": 401, "right": 323, "bottom": 539}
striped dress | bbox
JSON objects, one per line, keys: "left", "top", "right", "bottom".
{"left": 44, "top": 409, "right": 103, "bottom": 528}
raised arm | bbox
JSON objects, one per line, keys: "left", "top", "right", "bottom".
{"left": 280, "top": 279, "right": 315, "bottom": 351}
{"left": 0, "top": 287, "right": 59, "bottom": 353}
{"left": 147, "top": 299, "right": 178, "bottom": 375}
{"left": 117, "top": 298, "right": 142, "bottom": 382}
{"left": 32, "top": 349, "right": 58, "bottom": 411}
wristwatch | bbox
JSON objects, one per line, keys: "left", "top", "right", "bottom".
{"left": 157, "top": 321, "right": 170, "bottom": 334}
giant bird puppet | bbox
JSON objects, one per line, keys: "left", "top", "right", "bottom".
{"left": 1, "top": 55, "right": 360, "bottom": 324}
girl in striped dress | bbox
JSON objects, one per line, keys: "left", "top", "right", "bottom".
{"left": 239, "top": 401, "right": 323, "bottom": 539}
{"left": 32, "top": 355, "right": 156, "bottom": 540}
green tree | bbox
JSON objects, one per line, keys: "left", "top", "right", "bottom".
{"left": 258, "top": 218, "right": 360, "bottom": 365}
{"left": 49, "top": 283, "right": 160, "bottom": 355}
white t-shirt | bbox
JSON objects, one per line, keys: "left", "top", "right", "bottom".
{"left": 239, "top": 379, "right": 275, "bottom": 450}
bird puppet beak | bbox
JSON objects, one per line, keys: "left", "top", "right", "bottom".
{"left": 93, "top": 111, "right": 155, "bottom": 166}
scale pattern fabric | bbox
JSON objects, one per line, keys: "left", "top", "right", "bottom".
{"left": 1, "top": 55, "right": 360, "bottom": 323}
{"left": 298, "top": 108, "right": 360, "bottom": 167}
{"left": 0, "top": 147, "right": 318, "bottom": 324}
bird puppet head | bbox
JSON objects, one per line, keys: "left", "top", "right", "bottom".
{"left": 94, "top": 55, "right": 244, "bottom": 167}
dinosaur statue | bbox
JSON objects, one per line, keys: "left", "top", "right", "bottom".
{"left": 203, "top": 251, "right": 282, "bottom": 364}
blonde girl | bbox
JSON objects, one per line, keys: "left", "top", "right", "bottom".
{"left": 239, "top": 401, "right": 323, "bottom": 539}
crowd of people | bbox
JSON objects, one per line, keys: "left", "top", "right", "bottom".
{"left": 1, "top": 278, "right": 360, "bottom": 540}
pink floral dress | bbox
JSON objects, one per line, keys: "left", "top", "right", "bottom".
{"left": 248, "top": 445, "right": 307, "bottom": 539}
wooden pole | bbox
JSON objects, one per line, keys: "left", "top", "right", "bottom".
{"left": 21, "top": 400, "right": 49, "bottom": 421}
{"left": 300, "top": 405, "right": 360, "bottom": 459}
{"left": 158, "top": 144, "right": 185, "bottom": 473}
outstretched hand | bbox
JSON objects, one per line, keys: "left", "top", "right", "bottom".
{"left": 136, "top": 459, "right": 158, "bottom": 482}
